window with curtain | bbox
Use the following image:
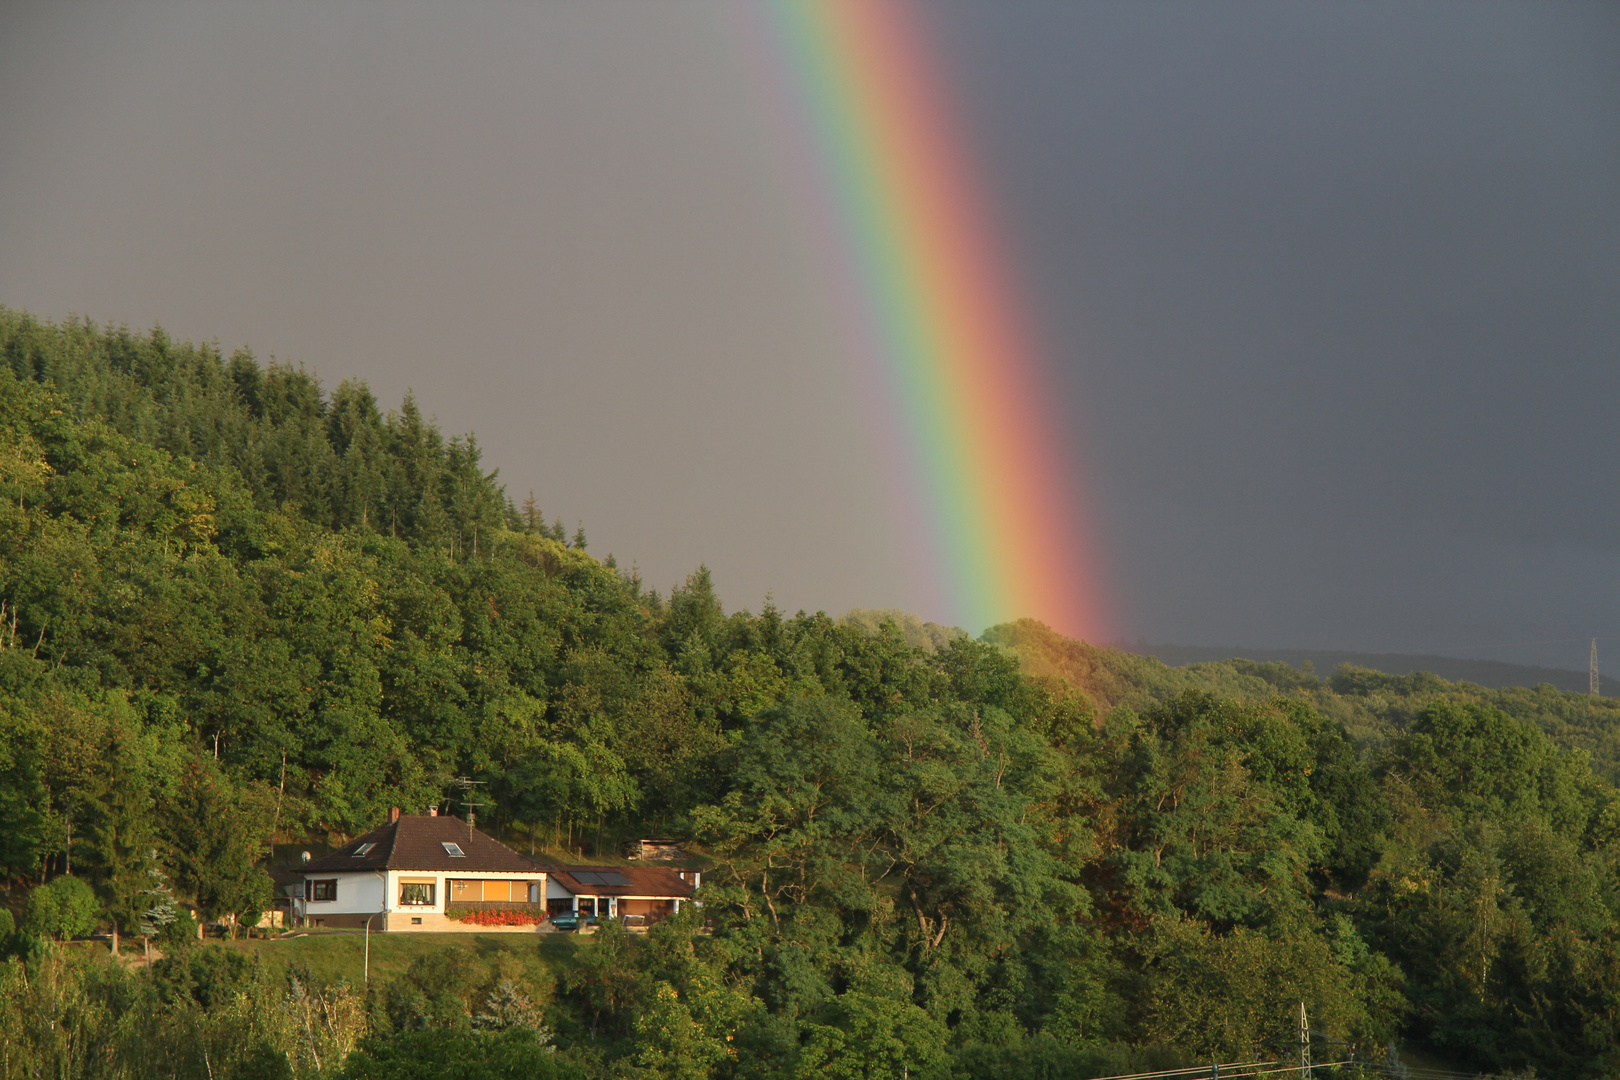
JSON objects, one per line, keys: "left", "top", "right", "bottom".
{"left": 399, "top": 881, "right": 436, "bottom": 906}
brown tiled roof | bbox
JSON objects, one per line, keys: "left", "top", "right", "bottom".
{"left": 301, "top": 816, "right": 542, "bottom": 874}
{"left": 546, "top": 865, "right": 698, "bottom": 898}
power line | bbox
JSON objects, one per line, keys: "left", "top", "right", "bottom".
{"left": 1342, "top": 635, "right": 1620, "bottom": 655}
{"left": 1076, "top": 1062, "right": 1275, "bottom": 1080}
{"left": 1084, "top": 1059, "right": 1485, "bottom": 1080}
{"left": 1078, "top": 1052, "right": 1523, "bottom": 1080}
{"left": 1079, "top": 1059, "right": 1358, "bottom": 1080}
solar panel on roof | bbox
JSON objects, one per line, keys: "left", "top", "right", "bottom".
{"left": 572, "top": 870, "right": 630, "bottom": 887}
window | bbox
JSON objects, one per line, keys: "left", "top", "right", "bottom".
{"left": 399, "top": 881, "right": 436, "bottom": 906}
{"left": 441, "top": 842, "right": 466, "bottom": 857}
{"left": 308, "top": 879, "right": 337, "bottom": 902}
{"left": 448, "top": 880, "right": 527, "bottom": 902}
{"left": 352, "top": 842, "right": 375, "bottom": 857}
{"left": 410, "top": 917, "right": 422, "bottom": 925}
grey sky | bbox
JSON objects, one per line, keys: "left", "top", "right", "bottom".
{"left": 2, "top": 2, "right": 1616, "bottom": 669}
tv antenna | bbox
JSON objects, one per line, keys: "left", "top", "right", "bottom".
{"left": 1592, "top": 639, "right": 1601, "bottom": 696}
{"left": 452, "top": 777, "right": 487, "bottom": 828}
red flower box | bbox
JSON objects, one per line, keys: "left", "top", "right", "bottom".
{"left": 445, "top": 909, "right": 544, "bottom": 926}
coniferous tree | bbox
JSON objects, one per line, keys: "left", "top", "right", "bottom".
{"left": 82, "top": 731, "right": 163, "bottom": 953}
{"left": 520, "top": 490, "right": 544, "bottom": 535}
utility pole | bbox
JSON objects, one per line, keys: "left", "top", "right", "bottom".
{"left": 1592, "top": 639, "right": 1601, "bottom": 696}
{"left": 1298, "top": 1002, "right": 1312, "bottom": 1078}
{"left": 364, "top": 910, "right": 384, "bottom": 983}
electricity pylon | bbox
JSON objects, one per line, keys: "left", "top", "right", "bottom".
{"left": 1298, "top": 1001, "right": 1312, "bottom": 1078}
{"left": 1592, "top": 639, "right": 1601, "bottom": 696}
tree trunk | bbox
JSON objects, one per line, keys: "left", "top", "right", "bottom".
{"left": 268, "top": 751, "right": 287, "bottom": 860}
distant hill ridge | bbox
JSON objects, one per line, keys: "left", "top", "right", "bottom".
{"left": 1119, "top": 642, "right": 1620, "bottom": 697}
{"left": 980, "top": 619, "right": 1620, "bottom": 788}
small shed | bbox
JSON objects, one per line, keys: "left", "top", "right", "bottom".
{"left": 623, "top": 838, "right": 688, "bottom": 862}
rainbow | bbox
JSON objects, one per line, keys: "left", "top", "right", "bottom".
{"left": 756, "top": 0, "right": 1106, "bottom": 639}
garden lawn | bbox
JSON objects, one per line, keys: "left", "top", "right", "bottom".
{"left": 223, "top": 930, "right": 586, "bottom": 991}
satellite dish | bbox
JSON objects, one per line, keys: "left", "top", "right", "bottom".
{"left": 300, "top": 851, "right": 311, "bottom": 863}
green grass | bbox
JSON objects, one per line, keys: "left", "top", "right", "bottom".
{"left": 223, "top": 930, "right": 589, "bottom": 992}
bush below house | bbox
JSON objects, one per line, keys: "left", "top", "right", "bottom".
{"left": 445, "top": 909, "right": 546, "bottom": 927}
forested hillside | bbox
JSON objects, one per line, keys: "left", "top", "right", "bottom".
{"left": 992, "top": 620, "right": 1620, "bottom": 786}
{"left": 1121, "top": 641, "right": 1620, "bottom": 698}
{"left": 1, "top": 310, "right": 1618, "bottom": 1079}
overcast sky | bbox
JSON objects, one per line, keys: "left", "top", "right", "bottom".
{"left": 2, "top": 1, "right": 1616, "bottom": 670}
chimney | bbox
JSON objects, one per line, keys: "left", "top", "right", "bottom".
{"left": 389, "top": 806, "right": 401, "bottom": 824}
{"left": 428, "top": 806, "right": 438, "bottom": 817}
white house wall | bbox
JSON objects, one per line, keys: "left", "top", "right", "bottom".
{"left": 299, "top": 869, "right": 546, "bottom": 932}
{"left": 298, "top": 871, "right": 387, "bottom": 916}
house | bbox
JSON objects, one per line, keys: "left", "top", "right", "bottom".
{"left": 545, "top": 865, "right": 699, "bottom": 928}
{"left": 295, "top": 809, "right": 546, "bottom": 932}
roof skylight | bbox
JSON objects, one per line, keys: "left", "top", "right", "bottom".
{"left": 441, "top": 842, "right": 466, "bottom": 857}
{"left": 352, "top": 842, "right": 376, "bottom": 856}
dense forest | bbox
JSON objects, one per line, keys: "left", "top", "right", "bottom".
{"left": 0, "top": 308, "right": 1618, "bottom": 1079}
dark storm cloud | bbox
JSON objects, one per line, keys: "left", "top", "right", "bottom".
{"left": 0, "top": 1, "right": 1614, "bottom": 667}
{"left": 938, "top": 1, "right": 1620, "bottom": 666}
